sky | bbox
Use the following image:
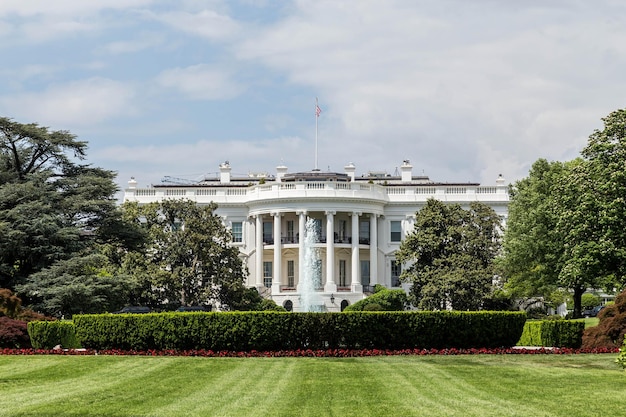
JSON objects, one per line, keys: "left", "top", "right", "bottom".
{"left": 1, "top": 0, "right": 625, "bottom": 195}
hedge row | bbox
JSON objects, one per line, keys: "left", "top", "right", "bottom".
{"left": 27, "top": 321, "right": 81, "bottom": 349}
{"left": 47, "top": 311, "right": 529, "bottom": 352}
{"left": 517, "top": 320, "right": 585, "bottom": 348}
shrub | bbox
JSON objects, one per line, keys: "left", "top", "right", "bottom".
{"left": 517, "top": 320, "right": 584, "bottom": 348}
{"left": 617, "top": 339, "right": 626, "bottom": 370}
{"left": 0, "top": 317, "right": 31, "bottom": 348}
{"left": 581, "top": 293, "right": 601, "bottom": 310}
{"left": 73, "top": 311, "right": 526, "bottom": 351}
{"left": 28, "top": 321, "right": 81, "bottom": 349}
{"left": 582, "top": 289, "right": 626, "bottom": 349}
{"left": 344, "top": 289, "right": 407, "bottom": 311}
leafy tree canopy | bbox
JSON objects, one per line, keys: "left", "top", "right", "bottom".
{"left": 396, "top": 199, "right": 502, "bottom": 310}
{"left": 0, "top": 118, "right": 142, "bottom": 290}
{"left": 120, "top": 199, "right": 248, "bottom": 310}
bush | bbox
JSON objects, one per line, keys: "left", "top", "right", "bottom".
{"left": 0, "top": 317, "right": 31, "bottom": 348}
{"left": 343, "top": 289, "right": 407, "bottom": 311}
{"left": 617, "top": 339, "right": 626, "bottom": 370}
{"left": 582, "top": 289, "right": 626, "bottom": 349}
{"left": 517, "top": 320, "right": 584, "bottom": 348}
{"left": 27, "top": 320, "right": 81, "bottom": 349}
{"left": 581, "top": 293, "right": 602, "bottom": 310}
{"left": 73, "top": 311, "right": 527, "bottom": 351}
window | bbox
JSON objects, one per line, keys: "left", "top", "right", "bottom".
{"left": 391, "top": 260, "right": 401, "bottom": 287}
{"left": 361, "top": 260, "right": 370, "bottom": 286}
{"left": 286, "top": 220, "right": 295, "bottom": 243}
{"left": 263, "top": 261, "right": 272, "bottom": 288}
{"left": 231, "top": 222, "right": 242, "bottom": 243}
{"left": 390, "top": 221, "right": 402, "bottom": 242}
{"left": 339, "top": 260, "right": 347, "bottom": 287}
{"left": 287, "top": 260, "right": 295, "bottom": 288}
{"left": 263, "top": 222, "right": 273, "bottom": 244}
{"left": 359, "top": 220, "right": 370, "bottom": 244}
{"left": 338, "top": 220, "right": 347, "bottom": 242}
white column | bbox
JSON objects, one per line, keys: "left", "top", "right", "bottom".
{"left": 255, "top": 215, "right": 263, "bottom": 289}
{"left": 297, "top": 210, "right": 307, "bottom": 292}
{"left": 370, "top": 214, "right": 378, "bottom": 287}
{"left": 325, "top": 210, "right": 337, "bottom": 292}
{"left": 272, "top": 212, "right": 282, "bottom": 293}
{"left": 351, "top": 212, "right": 362, "bottom": 292}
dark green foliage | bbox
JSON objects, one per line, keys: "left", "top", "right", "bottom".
{"left": 502, "top": 159, "right": 567, "bottom": 304}
{"left": 17, "top": 254, "right": 138, "bottom": 317}
{"left": 517, "top": 320, "right": 584, "bottom": 348}
{"left": 120, "top": 200, "right": 248, "bottom": 309}
{"left": 583, "top": 289, "right": 626, "bottom": 348}
{"left": 73, "top": 311, "right": 526, "bottom": 351}
{"left": 28, "top": 320, "right": 80, "bottom": 349}
{"left": 396, "top": 199, "right": 502, "bottom": 310}
{"left": 343, "top": 289, "right": 407, "bottom": 311}
{"left": 0, "top": 117, "right": 144, "bottom": 293}
{"left": 0, "top": 316, "right": 31, "bottom": 348}
{"left": 504, "top": 109, "right": 626, "bottom": 317}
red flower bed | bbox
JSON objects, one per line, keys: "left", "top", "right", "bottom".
{"left": 0, "top": 346, "right": 619, "bottom": 357}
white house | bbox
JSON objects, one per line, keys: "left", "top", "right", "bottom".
{"left": 124, "top": 160, "right": 509, "bottom": 312}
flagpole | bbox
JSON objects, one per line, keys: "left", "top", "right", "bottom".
{"left": 315, "top": 97, "right": 319, "bottom": 170}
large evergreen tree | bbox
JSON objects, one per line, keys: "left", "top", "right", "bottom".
{"left": 396, "top": 199, "right": 502, "bottom": 310}
{"left": 0, "top": 117, "right": 143, "bottom": 293}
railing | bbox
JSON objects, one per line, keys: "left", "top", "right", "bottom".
{"left": 125, "top": 181, "right": 508, "bottom": 204}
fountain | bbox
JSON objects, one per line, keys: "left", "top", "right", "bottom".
{"left": 299, "top": 218, "right": 325, "bottom": 312}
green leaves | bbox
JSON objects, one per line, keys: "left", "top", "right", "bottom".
{"left": 397, "top": 199, "right": 502, "bottom": 310}
{"left": 123, "top": 199, "right": 248, "bottom": 309}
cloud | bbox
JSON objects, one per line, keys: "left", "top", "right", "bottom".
{"left": 231, "top": 0, "right": 626, "bottom": 183}
{"left": 0, "top": 0, "right": 156, "bottom": 43}
{"left": 155, "top": 64, "right": 245, "bottom": 100}
{"left": 0, "top": 0, "right": 154, "bottom": 17}
{"left": 152, "top": 9, "right": 240, "bottom": 41}
{"left": 102, "top": 32, "right": 165, "bottom": 54}
{"left": 0, "top": 78, "right": 137, "bottom": 127}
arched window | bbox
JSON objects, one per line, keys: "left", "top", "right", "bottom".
{"left": 340, "top": 300, "right": 349, "bottom": 312}
{"left": 283, "top": 300, "right": 293, "bottom": 312}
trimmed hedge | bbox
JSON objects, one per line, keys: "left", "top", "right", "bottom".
{"left": 71, "top": 311, "right": 527, "bottom": 351}
{"left": 28, "top": 320, "right": 81, "bottom": 349}
{"left": 517, "top": 320, "right": 584, "bottom": 348}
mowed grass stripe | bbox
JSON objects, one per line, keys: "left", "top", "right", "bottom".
{"left": 0, "top": 357, "right": 176, "bottom": 416}
{"left": 1, "top": 355, "right": 625, "bottom": 417}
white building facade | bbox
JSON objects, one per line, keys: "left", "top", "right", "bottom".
{"left": 124, "top": 161, "right": 509, "bottom": 312}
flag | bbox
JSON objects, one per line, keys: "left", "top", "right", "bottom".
{"left": 316, "top": 103, "right": 322, "bottom": 117}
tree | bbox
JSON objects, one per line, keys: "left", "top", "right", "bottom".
{"left": 578, "top": 108, "right": 626, "bottom": 289}
{"left": 502, "top": 109, "right": 626, "bottom": 317}
{"left": 501, "top": 159, "right": 568, "bottom": 305}
{"left": 0, "top": 117, "right": 141, "bottom": 290}
{"left": 122, "top": 199, "right": 248, "bottom": 309}
{"left": 396, "top": 199, "right": 502, "bottom": 310}
{"left": 16, "top": 254, "right": 137, "bottom": 317}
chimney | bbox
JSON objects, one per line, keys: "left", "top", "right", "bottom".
{"left": 344, "top": 162, "right": 356, "bottom": 182}
{"left": 276, "top": 164, "right": 288, "bottom": 183}
{"left": 400, "top": 160, "right": 412, "bottom": 182}
{"left": 219, "top": 161, "right": 231, "bottom": 184}
{"left": 127, "top": 177, "right": 137, "bottom": 189}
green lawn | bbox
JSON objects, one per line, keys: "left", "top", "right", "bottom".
{"left": 0, "top": 354, "right": 623, "bottom": 417}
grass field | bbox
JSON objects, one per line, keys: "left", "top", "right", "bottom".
{"left": 0, "top": 354, "right": 624, "bottom": 417}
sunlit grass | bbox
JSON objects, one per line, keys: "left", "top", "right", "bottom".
{"left": 0, "top": 354, "right": 623, "bottom": 417}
